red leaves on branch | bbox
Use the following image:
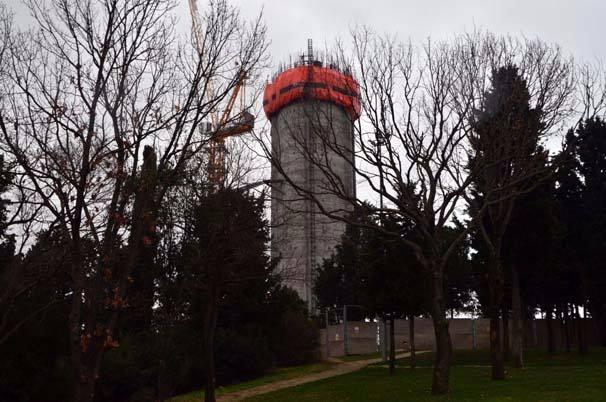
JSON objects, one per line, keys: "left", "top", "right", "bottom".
{"left": 80, "top": 326, "right": 120, "bottom": 353}
{"left": 80, "top": 333, "right": 91, "bottom": 353}
{"left": 106, "top": 287, "right": 129, "bottom": 311}
{"left": 103, "top": 267, "right": 112, "bottom": 280}
{"left": 113, "top": 212, "right": 127, "bottom": 227}
{"left": 103, "top": 335, "right": 119, "bottom": 350}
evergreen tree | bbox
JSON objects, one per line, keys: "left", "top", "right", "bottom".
{"left": 315, "top": 207, "right": 473, "bottom": 373}
{"left": 181, "top": 189, "right": 270, "bottom": 402}
{"left": 469, "top": 65, "right": 543, "bottom": 379}
{"left": 567, "top": 118, "right": 606, "bottom": 348}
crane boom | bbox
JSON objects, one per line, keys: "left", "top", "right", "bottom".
{"left": 218, "top": 72, "right": 246, "bottom": 126}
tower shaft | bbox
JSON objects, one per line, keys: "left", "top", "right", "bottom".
{"left": 264, "top": 51, "right": 360, "bottom": 310}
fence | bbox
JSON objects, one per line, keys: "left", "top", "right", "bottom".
{"left": 320, "top": 317, "right": 601, "bottom": 358}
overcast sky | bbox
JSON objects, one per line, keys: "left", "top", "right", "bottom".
{"left": 224, "top": 0, "right": 606, "bottom": 64}
{"left": 6, "top": 0, "right": 604, "bottom": 207}
{"left": 9, "top": 0, "right": 606, "bottom": 64}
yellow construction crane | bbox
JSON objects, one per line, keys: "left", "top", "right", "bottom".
{"left": 188, "top": 0, "right": 254, "bottom": 187}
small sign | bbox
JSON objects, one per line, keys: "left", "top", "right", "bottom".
{"left": 354, "top": 326, "right": 360, "bottom": 334}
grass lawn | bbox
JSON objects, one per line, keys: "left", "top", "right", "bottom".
{"left": 336, "top": 352, "right": 383, "bottom": 362}
{"left": 169, "top": 362, "right": 335, "bottom": 402}
{"left": 244, "top": 349, "right": 606, "bottom": 402}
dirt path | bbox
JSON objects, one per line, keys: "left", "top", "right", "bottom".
{"left": 218, "top": 351, "right": 424, "bottom": 401}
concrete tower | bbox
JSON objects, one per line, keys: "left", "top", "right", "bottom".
{"left": 264, "top": 42, "right": 361, "bottom": 310}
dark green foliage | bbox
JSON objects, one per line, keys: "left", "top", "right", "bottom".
{"left": 0, "top": 318, "right": 71, "bottom": 402}
{"left": 41, "top": 189, "right": 318, "bottom": 402}
{"left": 267, "top": 287, "right": 319, "bottom": 366}
{"left": 469, "top": 64, "right": 544, "bottom": 266}
{"left": 471, "top": 172, "right": 564, "bottom": 317}
{"left": 98, "top": 336, "right": 154, "bottom": 402}
{"left": 0, "top": 155, "right": 12, "bottom": 231}
{"left": 468, "top": 116, "right": 606, "bottom": 355}
{"left": 0, "top": 155, "right": 15, "bottom": 310}
{"left": 575, "top": 119, "right": 606, "bottom": 315}
{"left": 95, "top": 190, "right": 319, "bottom": 401}
{"left": 183, "top": 189, "right": 270, "bottom": 292}
{"left": 0, "top": 303, "right": 71, "bottom": 402}
{"left": 357, "top": 214, "right": 426, "bottom": 319}
{"left": 558, "top": 118, "right": 606, "bottom": 345}
{"left": 181, "top": 189, "right": 288, "bottom": 401}
{"left": 510, "top": 178, "right": 565, "bottom": 313}
{"left": 0, "top": 156, "right": 73, "bottom": 402}
{"left": 470, "top": 65, "right": 542, "bottom": 186}
{"left": 443, "top": 224, "right": 475, "bottom": 315}
{"left": 315, "top": 207, "right": 475, "bottom": 319}
{"left": 313, "top": 208, "right": 374, "bottom": 309}
{"left": 469, "top": 65, "right": 546, "bottom": 375}
{"left": 215, "top": 328, "right": 274, "bottom": 383}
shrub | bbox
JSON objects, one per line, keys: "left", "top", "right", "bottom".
{"left": 266, "top": 286, "right": 320, "bottom": 366}
{"left": 215, "top": 328, "right": 274, "bottom": 385}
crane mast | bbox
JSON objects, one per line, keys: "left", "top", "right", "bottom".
{"left": 188, "top": 0, "right": 253, "bottom": 188}
{"left": 188, "top": 0, "right": 205, "bottom": 54}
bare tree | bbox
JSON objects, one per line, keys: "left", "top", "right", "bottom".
{"left": 0, "top": 1, "right": 64, "bottom": 348}
{"left": 0, "top": 0, "right": 267, "bottom": 401}
{"left": 0, "top": 3, "right": 9, "bottom": 79}
{"left": 259, "top": 29, "right": 577, "bottom": 394}
{"left": 260, "top": 29, "right": 481, "bottom": 394}
{"left": 577, "top": 60, "right": 606, "bottom": 121}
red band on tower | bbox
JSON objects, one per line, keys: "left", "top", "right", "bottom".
{"left": 263, "top": 65, "right": 361, "bottom": 121}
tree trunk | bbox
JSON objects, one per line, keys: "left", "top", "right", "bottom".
{"left": 73, "top": 372, "right": 96, "bottom": 402}
{"left": 204, "top": 292, "right": 219, "bottom": 402}
{"left": 409, "top": 314, "right": 416, "bottom": 370}
{"left": 157, "top": 358, "right": 168, "bottom": 401}
{"left": 510, "top": 265, "right": 524, "bottom": 368}
{"left": 557, "top": 305, "right": 565, "bottom": 350}
{"left": 489, "top": 311, "right": 505, "bottom": 379}
{"left": 564, "top": 304, "right": 571, "bottom": 353}
{"left": 72, "top": 338, "right": 107, "bottom": 402}
{"left": 546, "top": 306, "right": 556, "bottom": 354}
{"left": 531, "top": 317, "right": 538, "bottom": 348}
{"left": 573, "top": 304, "right": 580, "bottom": 352}
{"left": 389, "top": 314, "right": 395, "bottom": 375}
{"left": 599, "top": 306, "right": 606, "bottom": 347}
{"left": 381, "top": 316, "right": 388, "bottom": 362}
{"left": 488, "top": 255, "right": 505, "bottom": 380}
{"left": 69, "top": 259, "right": 97, "bottom": 402}
{"left": 502, "top": 306, "right": 510, "bottom": 362}
{"left": 429, "top": 267, "right": 452, "bottom": 395}
{"left": 575, "top": 304, "right": 588, "bottom": 355}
